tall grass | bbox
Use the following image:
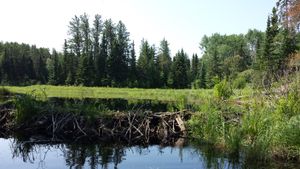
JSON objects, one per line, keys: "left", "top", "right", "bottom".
{"left": 189, "top": 80, "right": 300, "bottom": 162}
{"left": 4, "top": 85, "right": 214, "bottom": 103}
{"left": 13, "top": 93, "right": 40, "bottom": 124}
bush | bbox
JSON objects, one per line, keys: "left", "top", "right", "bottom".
{"left": 192, "top": 79, "right": 201, "bottom": 89}
{"left": 214, "top": 80, "right": 233, "bottom": 100}
{"left": 233, "top": 76, "right": 247, "bottom": 89}
{"left": 276, "top": 89, "right": 300, "bottom": 119}
{"left": 232, "top": 69, "right": 254, "bottom": 89}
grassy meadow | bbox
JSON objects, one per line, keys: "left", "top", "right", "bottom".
{"left": 3, "top": 85, "right": 253, "bottom": 104}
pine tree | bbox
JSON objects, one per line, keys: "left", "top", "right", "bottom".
{"left": 172, "top": 49, "right": 189, "bottom": 89}
{"left": 191, "top": 54, "right": 199, "bottom": 81}
{"left": 47, "top": 49, "right": 59, "bottom": 85}
{"left": 112, "top": 21, "right": 130, "bottom": 86}
{"left": 99, "top": 31, "right": 108, "bottom": 85}
{"left": 64, "top": 40, "right": 75, "bottom": 85}
{"left": 76, "top": 56, "right": 89, "bottom": 86}
{"left": 103, "top": 19, "right": 116, "bottom": 85}
{"left": 137, "top": 42, "right": 160, "bottom": 88}
{"left": 93, "top": 14, "right": 103, "bottom": 86}
{"left": 157, "top": 39, "right": 172, "bottom": 87}
{"left": 80, "top": 13, "right": 94, "bottom": 86}
{"left": 129, "top": 41, "right": 137, "bottom": 87}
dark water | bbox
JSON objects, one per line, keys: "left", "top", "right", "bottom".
{"left": 0, "top": 138, "right": 247, "bottom": 169}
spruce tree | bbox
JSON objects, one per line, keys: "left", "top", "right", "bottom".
{"left": 172, "top": 49, "right": 189, "bottom": 89}
{"left": 157, "top": 39, "right": 172, "bottom": 87}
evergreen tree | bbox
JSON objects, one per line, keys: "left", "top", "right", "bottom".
{"left": 129, "top": 41, "right": 137, "bottom": 87}
{"left": 110, "top": 21, "right": 130, "bottom": 86}
{"left": 137, "top": 40, "right": 158, "bottom": 88}
{"left": 47, "top": 49, "right": 59, "bottom": 85}
{"left": 93, "top": 14, "right": 103, "bottom": 86}
{"left": 103, "top": 19, "right": 116, "bottom": 85}
{"left": 64, "top": 40, "right": 75, "bottom": 85}
{"left": 99, "top": 31, "right": 108, "bottom": 85}
{"left": 80, "top": 13, "right": 94, "bottom": 86}
{"left": 171, "top": 49, "right": 190, "bottom": 89}
{"left": 157, "top": 39, "right": 172, "bottom": 87}
{"left": 76, "top": 55, "right": 89, "bottom": 85}
{"left": 191, "top": 54, "right": 199, "bottom": 81}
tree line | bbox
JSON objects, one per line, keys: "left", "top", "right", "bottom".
{"left": 0, "top": 0, "right": 299, "bottom": 88}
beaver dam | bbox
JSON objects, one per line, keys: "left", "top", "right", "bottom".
{"left": 0, "top": 95, "right": 192, "bottom": 144}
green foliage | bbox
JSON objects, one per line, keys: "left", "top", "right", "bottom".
{"left": 174, "top": 95, "right": 187, "bottom": 111}
{"left": 282, "top": 115, "right": 300, "bottom": 147}
{"left": 5, "top": 85, "right": 215, "bottom": 104}
{"left": 225, "top": 125, "right": 242, "bottom": 155}
{"left": 137, "top": 40, "right": 160, "bottom": 88}
{"left": 171, "top": 49, "right": 190, "bottom": 88}
{"left": 241, "top": 103, "right": 273, "bottom": 160}
{"left": 191, "top": 79, "right": 201, "bottom": 89}
{"left": 232, "top": 76, "right": 246, "bottom": 89}
{"left": 13, "top": 94, "right": 40, "bottom": 124}
{"left": 0, "top": 42, "right": 50, "bottom": 85}
{"left": 158, "top": 39, "right": 172, "bottom": 87}
{"left": 188, "top": 101, "right": 224, "bottom": 144}
{"left": 213, "top": 80, "right": 233, "bottom": 100}
{"left": 276, "top": 89, "right": 300, "bottom": 118}
{"left": 232, "top": 69, "right": 253, "bottom": 89}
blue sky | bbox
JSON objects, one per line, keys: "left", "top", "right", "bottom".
{"left": 0, "top": 0, "right": 276, "bottom": 57}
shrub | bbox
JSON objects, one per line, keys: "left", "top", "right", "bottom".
{"left": 214, "top": 80, "right": 233, "bottom": 100}
{"left": 192, "top": 79, "right": 201, "bottom": 89}
{"left": 276, "top": 89, "right": 300, "bottom": 119}
{"left": 233, "top": 76, "right": 247, "bottom": 89}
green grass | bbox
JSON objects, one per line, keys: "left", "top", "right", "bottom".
{"left": 3, "top": 85, "right": 217, "bottom": 103}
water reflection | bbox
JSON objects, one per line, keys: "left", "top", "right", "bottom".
{"left": 0, "top": 137, "right": 243, "bottom": 169}
{"left": 0, "top": 138, "right": 296, "bottom": 169}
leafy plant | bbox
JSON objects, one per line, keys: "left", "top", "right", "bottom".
{"left": 214, "top": 80, "right": 233, "bottom": 100}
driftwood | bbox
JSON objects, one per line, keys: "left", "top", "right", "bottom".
{"left": 0, "top": 107, "right": 190, "bottom": 144}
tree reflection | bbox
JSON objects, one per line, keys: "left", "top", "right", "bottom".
{"left": 8, "top": 138, "right": 272, "bottom": 169}
{"left": 10, "top": 139, "right": 127, "bottom": 169}
{"left": 191, "top": 143, "right": 242, "bottom": 169}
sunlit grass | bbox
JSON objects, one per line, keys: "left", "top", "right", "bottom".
{"left": 3, "top": 85, "right": 219, "bottom": 104}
